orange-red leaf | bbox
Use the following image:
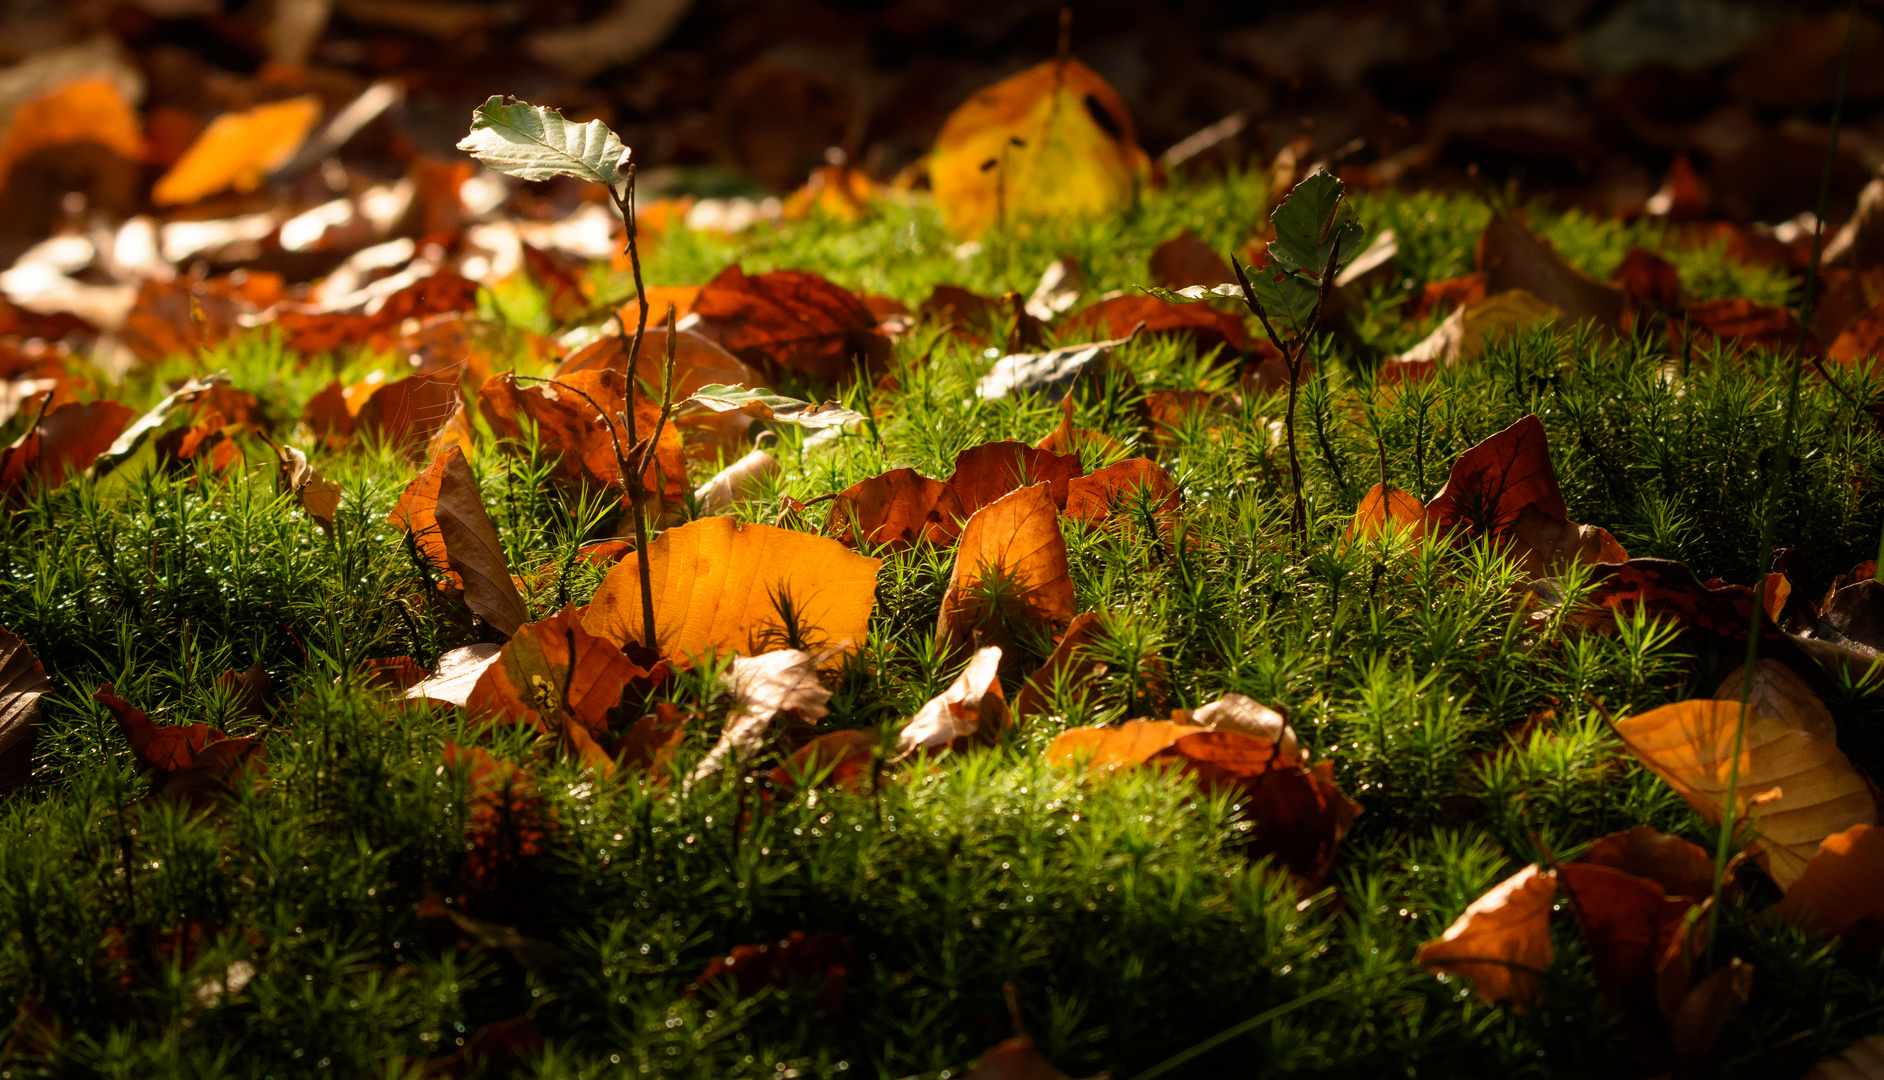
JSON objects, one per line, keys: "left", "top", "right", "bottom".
{"left": 690, "top": 265, "right": 890, "bottom": 380}
{"left": 1349, "top": 483, "right": 1427, "bottom": 540}
{"left": 1425, "top": 414, "right": 1568, "bottom": 539}
{"left": 0, "top": 627, "right": 48, "bottom": 794}
{"left": 938, "top": 483, "right": 1075, "bottom": 655}
{"left": 1063, "top": 457, "right": 1179, "bottom": 529}
{"left": 0, "top": 399, "right": 136, "bottom": 502}
{"left": 1772, "top": 823, "right": 1884, "bottom": 944}
{"left": 1058, "top": 294, "right": 1250, "bottom": 354}
{"left": 387, "top": 446, "right": 528, "bottom": 636}
{"left": 824, "top": 467, "right": 965, "bottom": 550}
{"left": 945, "top": 441, "right": 1082, "bottom": 518}
{"left": 479, "top": 369, "right": 684, "bottom": 501}
{"left": 464, "top": 607, "right": 657, "bottom": 767}
{"left": 1416, "top": 863, "right": 1558, "bottom": 1012}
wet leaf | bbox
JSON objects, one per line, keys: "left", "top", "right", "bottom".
{"left": 0, "top": 627, "right": 48, "bottom": 794}
{"left": 387, "top": 446, "right": 528, "bottom": 636}
{"left": 1611, "top": 699, "right": 1877, "bottom": 890}
{"left": 930, "top": 57, "right": 1149, "bottom": 240}
{"left": 456, "top": 96, "right": 629, "bottom": 185}
{"left": 895, "top": 646, "right": 1007, "bottom": 757}
{"left": 153, "top": 96, "right": 322, "bottom": 206}
{"left": 583, "top": 516, "right": 881, "bottom": 665}
{"left": 1415, "top": 863, "right": 1557, "bottom": 1012}
{"left": 938, "top": 483, "right": 1075, "bottom": 656}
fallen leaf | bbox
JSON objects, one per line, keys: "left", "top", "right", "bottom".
{"left": 95, "top": 684, "right": 264, "bottom": 804}
{"left": 1149, "top": 230, "right": 1234, "bottom": 289}
{"left": 1045, "top": 719, "right": 1208, "bottom": 771}
{"left": 583, "top": 516, "right": 881, "bottom": 665}
{"left": 353, "top": 372, "right": 464, "bottom": 455}
{"left": 404, "top": 645, "right": 503, "bottom": 708}
{"left": 962, "top": 1037, "right": 1079, "bottom": 1080}
{"left": 443, "top": 741, "right": 551, "bottom": 921}
{"left": 769, "top": 729, "right": 878, "bottom": 793}
{"left": 689, "top": 265, "right": 890, "bottom": 380}
{"left": 1612, "top": 699, "right": 1878, "bottom": 890}
{"left": 823, "top": 468, "right": 965, "bottom": 550}
{"left": 929, "top": 57, "right": 1149, "bottom": 240}
{"left": 1578, "top": 826, "right": 1717, "bottom": 901}
{"left": 1425, "top": 414, "right": 1568, "bottom": 536}
{"left": 217, "top": 664, "right": 270, "bottom": 722}
{"left": 0, "top": 75, "right": 144, "bottom": 188}
{"left": 1682, "top": 298, "right": 1802, "bottom": 355}
{"left": 945, "top": 441, "right": 1082, "bottom": 518}
{"left": 1390, "top": 290, "right": 1562, "bottom": 371}
{"left": 1611, "top": 247, "right": 1683, "bottom": 310}
{"left": 1411, "top": 272, "right": 1488, "bottom": 322}
{"left": 1805, "top": 1034, "right": 1884, "bottom": 1080}
{"left": 688, "top": 930, "right": 851, "bottom": 1015}
{"left": 692, "top": 649, "right": 831, "bottom": 780}
{"left": 1012, "top": 612, "right": 1104, "bottom": 721}
{"left": 431, "top": 1015, "right": 545, "bottom": 1077}
{"left": 693, "top": 449, "right": 779, "bottom": 515}
{"left": 1349, "top": 483, "right": 1427, "bottom": 540}
{"left": 1507, "top": 503, "right": 1630, "bottom": 578}
{"left": 1188, "top": 693, "right": 1302, "bottom": 764}
{"left": 783, "top": 164, "right": 879, "bottom": 222}
{"left": 1477, "top": 211, "right": 1625, "bottom": 336}
{"left": 1150, "top": 730, "right": 1360, "bottom": 885}
{"left": 685, "top": 384, "right": 865, "bottom": 429}
{"left": 464, "top": 607, "right": 657, "bottom": 768}
{"left": 153, "top": 96, "right": 322, "bottom": 206}
{"left": 896, "top": 646, "right": 1007, "bottom": 757}
{"left": 1712, "top": 659, "right": 1836, "bottom": 744}
{"left": 1771, "top": 823, "right": 1884, "bottom": 943}
{"left": 387, "top": 446, "right": 529, "bottom": 636}
{"left": 1558, "top": 862, "right": 1698, "bottom": 1034}
{"left": 270, "top": 442, "right": 340, "bottom": 534}
{"left": 1415, "top": 863, "right": 1558, "bottom": 1012}
{"left": 938, "top": 483, "right": 1075, "bottom": 656}
{"left": 479, "top": 369, "right": 685, "bottom": 501}
{"left": 0, "top": 398, "right": 136, "bottom": 502}
{"left": 0, "top": 627, "right": 49, "bottom": 793}
{"left": 1669, "top": 957, "right": 1752, "bottom": 1063}
{"left": 1829, "top": 302, "right": 1884, "bottom": 365}
{"left": 1059, "top": 294, "right": 1250, "bottom": 354}
{"left": 1063, "top": 457, "right": 1180, "bottom": 532}
{"left": 120, "top": 274, "right": 286, "bottom": 364}
{"left": 557, "top": 325, "right": 753, "bottom": 392}
{"left": 614, "top": 702, "right": 689, "bottom": 774}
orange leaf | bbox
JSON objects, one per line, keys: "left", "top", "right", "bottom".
{"left": 769, "top": 729, "right": 878, "bottom": 793}
{"left": 464, "top": 607, "right": 657, "bottom": 766}
{"left": 1577, "top": 826, "right": 1717, "bottom": 902}
{"left": 582, "top": 516, "right": 881, "bottom": 666}
{"left": 823, "top": 467, "right": 965, "bottom": 550}
{"left": 557, "top": 325, "right": 755, "bottom": 393}
{"left": 0, "top": 399, "right": 136, "bottom": 502}
{"left": 1349, "top": 483, "right": 1427, "bottom": 540}
{"left": 1772, "top": 823, "right": 1884, "bottom": 943}
{"left": 1063, "top": 457, "right": 1179, "bottom": 529}
{"left": 1012, "top": 611, "right": 1104, "bottom": 722}
{"left": 1558, "top": 862, "right": 1698, "bottom": 1032}
{"left": 1045, "top": 719, "right": 1208, "bottom": 771}
{"left": 1683, "top": 298, "right": 1801, "bottom": 355}
{"left": 895, "top": 646, "right": 1008, "bottom": 757}
{"left": 1425, "top": 414, "right": 1568, "bottom": 538}
{"left": 153, "top": 96, "right": 322, "bottom": 206}
{"left": 938, "top": 482, "right": 1075, "bottom": 656}
{"left": 479, "top": 369, "right": 684, "bottom": 500}
{"left": 387, "top": 446, "right": 528, "bottom": 636}
{"left": 689, "top": 265, "right": 890, "bottom": 380}
{"left": 1612, "top": 699, "right": 1878, "bottom": 890}
{"left": 1058, "top": 294, "right": 1249, "bottom": 354}
{"left": 945, "top": 441, "right": 1082, "bottom": 518}
{"left": 0, "top": 76, "right": 144, "bottom": 185}
{"left": 1416, "top": 863, "right": 1558, "bottom": 1012}
{"left": 1611, "top": 247, "right": 1683, "bottom": 310}
{"left": 1711, "top": 659, "right": 1837, "bottom": 744}
{"left": 354, "top": 373, "right": 464, "bottom": 455}
{"left": 1150, "top": 731, "right": 1360, "bottom": 886}
{"left": 1477, "top": 211, "right": 1625, "bottom": 335}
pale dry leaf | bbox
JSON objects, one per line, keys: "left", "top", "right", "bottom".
{"left": 1711, "top": 659, "right": 1837, "bottom": 744}
{"left": 1191, "top": 693, "right": 1301, "bottom": 764}
{"left": 691, "top": 649, "right": 831, "bottom": 781}
{"left": 895, "top": 645, "right": 1006, "bottom": 758}
{"left": 404, "top": 644, "right": 503, "bottom": 708}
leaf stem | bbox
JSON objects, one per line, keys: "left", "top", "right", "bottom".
{"left": 610, "top": 162, "right": 660, "bottom": 653}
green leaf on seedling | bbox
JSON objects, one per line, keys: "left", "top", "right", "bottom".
{"left": 1247, "top": 266, "right": 1321, "bottom": 335}
{"left": 1139, "top": 283, "right": 1242, "bottom": 303}
{"left": 687, "top": 385, "right": 865, "bottom": 429}
{"left": 1268, "top": 169, "right": 1362, "bottom": 278}
{"left": 456, "top": 96, "right": 629, "bottom": 186}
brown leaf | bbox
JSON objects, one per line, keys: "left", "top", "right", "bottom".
{"left": 270, "top": 443, "right": 341, "bottom": 534}
{"left": 769, "top": 729, "right": 878, "bottom": 793}
{"left": 1772, "top": 823, "right": 1884, "bottom": 944}
{"left": 895, "top": 646, "right": 1008, "bottom": 757}
{"left": 1012, "top": 612, "right": 1104, "bottom": 722}
{"left": 1683, "top": 298, "right": 1803, "bottom": 356}
{"left": 121, "top": 274, "right": 286, "bottom": 364}
{"left": 217, "top": 664, "right": 270, "bottom": 722}
{"left": 557, "top": 326, "right": 758, "bottom": 395}
{"left": 1805, "top": 1035, "right": 1884, "bottom": 1080}
{"left": 1349, "top": 483, "right": 1427, "bottom": 540}
{"left": 692, "top": 650, "right": 832, "bottom": 781}
{"left": 688, "top": 930, "right": 851, "bottom": 1015}
{"left": 1611, "top": 247, "right": 1683, "bottom": 311}
{"left": 823, "top": 467, "right": 966, "bottom": 550}
{"left": 94, "top": 684, "right": 264, "bottom": 803}
{"left": 1058, "top": 294, "right": 1250, "bottom": 355}
{"left": 479, "top": 369, "right": 684, "bottom": 501}
{"left": 0, "top": 626, "right": 49, "bottom": 794}
{"left": 614, "top": 702, "right": 690, "bottom": 775}
{"left": 938, "top": 483, "right": 1076, "bottom": 656}
{"left": 1507, "top": 503, "right": 1629, "bottom": 578}
{"left": 1149, "top": 230, "right": 1234, "bottom": 289}
{"left": 1669, "top": 957, "right": 1752, "bottom": 1063}
{"left": 353, "top": 372, "right": 464, "bottom": 455}
{"left": 1712, "top": 659, "right": 1837, "bottom": 744}
{"left": 0, "top": 399, "right": 136, "bottom": 502}
{"left": 1063, "top": 458, "right": 1179, "bottom": 531}
{"left": 1415, "top": 863, "right": 1557, "bottom": 1012}
{"left": 1558, "top": 862, "right": 1698, "bottom": 1034}
{"left": 583, "top": 516, "right": 881, "bottom": 666}
{"left": 1188, "top": 693, "right": 1302, "bottom": 764}
{"left": 1149, "top": 731, "right": 1360, "bottom": 886}
{"left": 962, "top": 1037, "right": 1078, "bottom": 1080}
{"left": 693, "top": 449, "right": 779, "bottom": 515}
{"left": 1477, "top": 211, "right": 1625, "bottom": 336}
{"left": 1612, "top": 699, "right": 1878, "bottom": 890}
{"left": 387, "top": 446, "right": 528, "bottom": 636}
{"left": 1045, "top": 719, "right": 1209, "bottom": 771}
{"left": 1578, "top": 826, "right": 1717, "bottom": 901}
{"left": 1829, "top": 301, "right": 1884, "bottom": 366}
{"left": 690, "top": 265, "right": 890, "bottom": 380}
{"left": 1425, "top": 415, "right": 1568, "bottom": 539}
{"left": 945, "top": 441, "right": 1082, "bottom": 519}
{"left": 1411, "top": 272, "right": 1488, "bottom": 322}
{"left": 464, "top": 607, "right": 658, "bottom": 769}
{"left": 443, "top": 741, "right": 551, "bottom": 921}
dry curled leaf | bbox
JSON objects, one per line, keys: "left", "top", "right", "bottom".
{"left": 583, "top": 516, "right": 880, "bottom": 666}
{"left": 1612, "top": 699, "right": 1878, "bottom": 890}
{"left": 271, "top": 442, "right": 341, "bottom": 534}
{"left": 691, "top": 649, "right": 831, "bottom": 781}
{"left": 1477, "top": 211, "right": 1624, "bottom": 336}
{"left": 1416, "top": 863, "right": 1558, "bottom": 1012}
{"left": 387, "top": 446, "right": 528, "bottom": 636}
{"left": 0, "top": 627, "right": 49, "bottom": 794}
{"left": 464, "top": 607, "right": 658, "bottom": 770}
{"left": 938, "top": 483, "right": 1075, "bottom": 657}
{"left": 404, "top": 645, "right": 503, "bottom": 708}
{"left": 823, "top": 467, "right": 965, "bottom": 550}
{"left": 895, "top": 646, "right": 1007, "bottom": 758}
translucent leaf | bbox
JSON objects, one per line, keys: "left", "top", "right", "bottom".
{"left": 1246, "top": 265, "right": 1320, "bottom": 334}
{"left": 1267, "top": 169, "right": 1362, "bottom": 278}
{"left": 1137, "top": 283, "right": 1241, "bottom": 304}
{"left": 686, "top": 384, "right": 865, "bottom": 429}
{"left": 456, "top": 96, "right": 629, "bottom": 186}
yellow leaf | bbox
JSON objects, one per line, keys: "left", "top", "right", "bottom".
{"left": 581, "top": 516, "right": 881, "bottom": 666}
{"left": 153, "top": 96, "right": 322, "bottom": 206}
{"left": 930, "top": 58, "right": 1150, "bottom": 240}
{"left": 0, "top": 76, "right": 144, "bottom": 187}
{"left": 1612, "top": 699, "right": 1878, "bottom": 890}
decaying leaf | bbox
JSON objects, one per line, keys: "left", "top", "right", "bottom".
{"left": 1416, "top": 863, "right": 1558, "bottom": 1012}
{"left": 691, "top": 650, "right": 831, "bottom": 781}
{"left": 938, "top": 483, "right": 1075, "bottom": 656}
{"left": 1058, "top": 294, "right": 1250, "bottom": 354}
{"left": 688, "top": 930, "right": 852, "bottom": 1015}
{"left": 387, "top": 446, "right": 529, "bottom": 636}
{"left": 1012, "top": 612, "right": 1105, "bottom": 721}
{"left": 95, "top": 684, "right": 265, "bottom": 804}
{"left": 895, "top": 646, "right": 1007, "bottom": 758}
{"left": 823, "top": 467, "right": 966, "bottom": 550}
{"left": 404, "top": 645, "right": 503, "bottom": 708}
{"left": 1669, "top": 957, "right": 1752, "bottom": 1064}
{"left": 945, "top": 441, "right": 1082, "bottom": 518}
{"left": 479, "top": 369, "right": 685, "bottom": 500}
{"left": 1577, "top": 826, "right": 1717, "bottom": 902}
{"left": 153, "top": 96, "right": 322, "bottom": 206}
{"left": 1612, "top": 699, "right": 1878, "bottom": 890}
{"left": 930, "top": 57, "right": 1150, "bottom": 240}
{"left": 1189, "top": 693, "right": 1301, "bottom": 764}
{"left": 1805, "top": 1035, "right": 1884, "bottom": 1080}
{"left": 583, "top": 516, "right": 881, "bottom": 665}
{"left": 1712, "top": 659, "right": 1837, "bottom": 744}
{"left": 1148, "top": 230, "right": 1234, "bottom": 290}
{"left": 270, "top": 442, "right": 341, "bottom": 534}
{"left": 443, "top": 741, "right": 552, "bottom": 922}
{"left": 1149, "top": 730, "right": 1360, "bottom": 885}
{"left": 693, "top": 449, "right": 779, "bottom": 515}
{"left": 1557, "top": 861, "right": 1700, "bottom": 1034}
{"left": 1045, "top": 719, "right": 1208, "bottom": 771}
{"left": 689, "top": 265, "right": 890, "bottom": 380}
{"left": 1477, "top": 211, "right": 1625, "bottom": 336}
{"left": 1063, "top": 457, "right": 1179, "bottom": 532}
{"left": 1389, "top": 289, "right": 1562, "bottom": 373}
{"left": 0, "top": 627, "right": 49, "bottom": 794}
